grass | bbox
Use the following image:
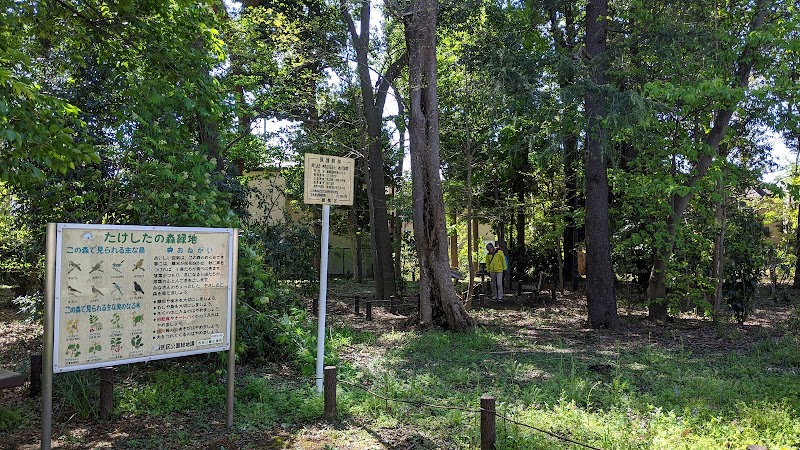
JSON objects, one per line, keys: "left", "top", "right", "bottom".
{"left": 95, "top": 312, "right": 800, "bottom": 449}
{"left": 6, "top": 287, "right": 800, "bottom": 449}
{"left": 327, "top": 322, "right": 800, "bottom": 449}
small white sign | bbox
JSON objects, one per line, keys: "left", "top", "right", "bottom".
{"left": 303, "top": 153, "right": 355, "bottom": 206}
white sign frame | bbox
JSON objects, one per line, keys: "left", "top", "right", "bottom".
{"left": 51, "top": 223, "right": 235, "bottom": 373}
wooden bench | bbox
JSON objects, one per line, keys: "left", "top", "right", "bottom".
{"left": 0, "top": 368, "right": 25, "bottom": 399}
{"left": 0, "top": 368, "right": 24, "bottom": 389}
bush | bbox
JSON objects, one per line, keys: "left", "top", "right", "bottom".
{"left": 235, "top": 232, "right": 332, "bottom": 374}
{"left": 0, "top": 204, "right": 42, "bottom": 297}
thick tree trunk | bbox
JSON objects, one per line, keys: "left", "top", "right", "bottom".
{"left": 645, "top": 0, "right": 767, "bottom": 320}
{"left": 584, "top": 0, "right": 620, "bottom": 329}
{"left": 403, "top": 0, "right": 473, "bottom": 330}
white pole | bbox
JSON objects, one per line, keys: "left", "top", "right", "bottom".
{"left": 315, "top": 204, "right": 331, "bottom": 393}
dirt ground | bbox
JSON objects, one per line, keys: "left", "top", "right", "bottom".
{"left": 0, "top": 285, "right": 795, "bottom": 449}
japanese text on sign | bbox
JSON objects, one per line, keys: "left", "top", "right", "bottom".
{"left": 53, "top": 224, "right": 235, "bottom": 373}
{"left": 303, "top": 153, "right": 355, "bottom": 206}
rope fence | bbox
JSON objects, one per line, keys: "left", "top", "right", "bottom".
{"left": 321, "top": 366, "right": 604, "bottom": 450}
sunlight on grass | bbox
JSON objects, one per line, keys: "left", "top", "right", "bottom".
{"left": 331, "top": 325, "right": 800, "bottom": 449}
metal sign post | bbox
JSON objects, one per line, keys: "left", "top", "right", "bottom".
{"left": 315, "top": 204, "right": 330, "bottom": 393}
{"left": 303, "top": 153, "right": 355, "bottom": 393}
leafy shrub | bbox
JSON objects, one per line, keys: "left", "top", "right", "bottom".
{"left": 508, "top": 244, "right": 558, "bottom": 283}
{"left": 235, "top": 233, "right": 332, "bottom": 374}
{"left": 0, "top": 201, "right": 42, "bottom": 297}
{"left": 117, "top": 369, "right": 225, "bottom": 416}
{"left": 722, "top": 204, "right": 768, "bottom": 323}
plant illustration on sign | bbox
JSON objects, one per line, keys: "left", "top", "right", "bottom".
{"left": 66, "top": 344, "right": 80, "bottom": 357}
{"left": 110, "top": 337, "right": 122, "bottom": 353}
{"left": 131, "top": 335, "right": 143, "bottom": 349}
{"left": 110, "top": 313, "right": 121, "bottom": 329}
{"left": 132, "top": 314, "right": 144, "bottom": 326}
{"left": 88, "top": 315, "right": 102, "bottom": 332}
{"left": 66, "top": 319, "right": 79, "bottom": 335}
{"left": 88, "top": 342, "right": 102, "bottom": 353}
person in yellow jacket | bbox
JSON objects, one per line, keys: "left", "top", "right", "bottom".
{"left": 485, "top": 242, "right": 507, "bottom": 302}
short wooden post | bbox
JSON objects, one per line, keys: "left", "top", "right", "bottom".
{"left": 480, "top": 395, "right": 496, "bottom": 450}
{"left": 30, "top": 353, "right": 42, "bottom": 397}
{"left": 479, "top": 293, "right": 485, "bottom": 308}
{"left": 416, "top": 293, "right": 421, "bottom": 313}
{"left": 354, "top": 296, "right": 360, "bottom": 315}
{"left": 312, "top": 297, "right": 319, "bottom": 315}
{"left": 323, "top": 366, "right": 337, "bottom": 419}
{"left": 366, "top": 301, "right": 372, "bottom": 321}
{"left": 517, "top": 281, "right": 522, "bottom": 296}
{"left": 99, "top": 367, "right": 114, "bottom": 420}
{"left": 389, "top": 295, "right": 396, "bottom": 314}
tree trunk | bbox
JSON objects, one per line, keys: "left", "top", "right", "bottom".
{"left": 584, "top": 0, "right": 620, "bottom": 329}
{"left": 794, "top": 197, "right": 800, "bottom": 289}
{"left": 403, "top": 0, "right": 473, "bottom": 330}
{"left": 393, "top": 85, "right": 406, "bottom": 283}
{"left": 645, "top": 0, "right": 767, "bottom": 320}
{"left": 712, "top": 179, "right": 727, "bottom": 318}
{"left": 449, "top": 212, "right": 458, "bottom": 268}
{"left": 794, "top": 134, "right": 800, "bottom": 289}
{"left": 340, "top": 0, "right": 406, "bottom": 299}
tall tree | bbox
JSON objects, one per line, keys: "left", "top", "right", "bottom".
{"left": 397, "top": 0, "right": 474, "bottom": 329}
{"left": 644, "top": 0, "right": 770, "bottom": 321}
{"left": 339, "top": 0, "right": 406, "bottom": 299}
{"left": 583, "top": 0, "right": 620, "bottom": 329}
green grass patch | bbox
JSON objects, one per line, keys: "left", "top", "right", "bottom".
{"left": 117, "top": 369, "right": 225, "bottom": 416}
{"left": 333, "top": 326, "right": 800, "bottom": 449}
{"left": 235, "top": 376, "right": 322, "bottom": 430}
{"left": 0, "top": 406, "right": 31, "bottom": 433}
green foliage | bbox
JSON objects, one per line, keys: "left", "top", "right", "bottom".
{"left": 0, "top": 197, "right": 41, "bottom": 297}
{"left": 236, "top": 376, "right": 322, "bottom": 429}
{"left": 334, "top": 321, "right": 800, "bottom": 449}
{"left": 117, "top": 369, "right": 225, "bottom": 416}
{"left": 54, "top": 371, "right": 99, "bottom": 420}
{"left": 0, "top": 406, "right": 31, "bottom": 433}
{"left": 0, "top": 0, "right": 99, "bottom": 187}
{"left": 249, "top": 223, "right": 318, "bottom": 283}
{"left": 234, "top": 234, "right": 330, "bottom": 374}
{"left": 723, "top": 203, "right": 769, "bottom": 323}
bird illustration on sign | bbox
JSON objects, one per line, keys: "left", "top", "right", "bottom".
{"left": 68, "top": 261, "right": 82, "bottom": 274}
{"left": 132, "top": 259, "right": 145, "bottom": 271}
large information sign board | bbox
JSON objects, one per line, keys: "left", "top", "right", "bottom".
{"left": 52, "top": 224, "right": 235, "bottom": 373}
{"left": 303, "top": 153, "right": 355, "bottom": 206}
